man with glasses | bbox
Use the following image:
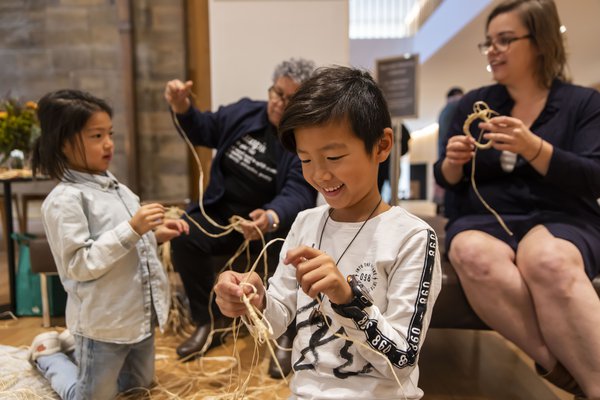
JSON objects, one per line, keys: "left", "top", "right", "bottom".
{"left": 164, "top": 58, "right": 316, "bottom": 377}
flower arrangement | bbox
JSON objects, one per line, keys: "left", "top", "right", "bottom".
{"left": 0, "top": 98, "right": 40, "bottom": 169}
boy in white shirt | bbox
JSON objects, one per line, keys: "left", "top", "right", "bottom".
{"left": 215, "top": 66, "right": 441, "bottom": 400}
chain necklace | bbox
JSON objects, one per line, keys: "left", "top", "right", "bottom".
{"left": 310, "top": 197, "right": 382, "bottom": 326}
{"left": 317, "top": 197, "right": 383, "bottom": 266}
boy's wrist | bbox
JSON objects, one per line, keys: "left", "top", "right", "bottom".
{"left": 258, "top": 292, "right": 267, "bottom": 312}
{"left": 331, "top": 275, "right": 374, "bottom": 318}
{"left": 335, "top": 283, "right": 354, "bottom": 305}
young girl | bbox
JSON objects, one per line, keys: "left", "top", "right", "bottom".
{"left": 29, "top": 89, "right": 189, "bottom": 399}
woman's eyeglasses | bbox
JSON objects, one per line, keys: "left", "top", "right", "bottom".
{"left": 477, "top": 34, "right": 531, "bottom": 55}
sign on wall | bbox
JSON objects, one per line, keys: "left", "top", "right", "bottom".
{"left": 376, "top": 54, "right": 419, "bottom": 119}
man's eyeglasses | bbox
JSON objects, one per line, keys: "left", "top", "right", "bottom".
{"left": 477, "top": 34, "right": 532, "bottom": 55}
{"left": 268, "top": 86, "right": 292, "bottom": 106}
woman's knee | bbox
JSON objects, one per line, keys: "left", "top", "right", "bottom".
{"left": 448, "top": 232, "right": 506, "bottom": 282}
{"left": 519, "top": 244, "right": 583, "bottom": 295}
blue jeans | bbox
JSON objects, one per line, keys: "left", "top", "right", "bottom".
{"left": 36, "top": 333, "right": 155, "bottom": 400}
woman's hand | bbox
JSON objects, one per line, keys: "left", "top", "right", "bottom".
{"left": 441, "top": 135, "right": 476, "bottom": 185}
{"left": 154, "top": 218, "right": 189, "bottom": 243}
{"left": 284, "top": 246, "right": 353, "bottom": 305}
{"left": 445, "top": 135, "right": 476, "bottom": 166}
{"left": 130, "top": 203, "right": 165, "bottom": 236}
{"left": 480, "top": 116, "right": 541, "bottom": 160}
{"left": 164, "top": 79, "right": 193, "bottom": 114}
{"left": 215, "top": 271, "right": 265, "bottom": 317}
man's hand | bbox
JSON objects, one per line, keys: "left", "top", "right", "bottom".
{"left": 284, "top": 246, "right": 353, "bottom": 305}
{"left": 164, "top": 79, "right": 193, "bottom": 114}
{"left": 239, "top": 208, "right": 270, "bottom": 241}
{"left": 215, "top": 271, "right": 265, "bottom": 317}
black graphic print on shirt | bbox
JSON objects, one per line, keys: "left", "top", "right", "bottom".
{"left": 292, "top": 229, "right": 437, "bottom": 374}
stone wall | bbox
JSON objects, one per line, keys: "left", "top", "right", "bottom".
{"left": 133, "top": 0, "right": 188, "bottom": 201}
{"left": 0, "top": 0, "right": 188, "bottom": 201}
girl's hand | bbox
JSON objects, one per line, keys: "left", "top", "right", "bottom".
{"left": 239, "top": 209, "right": 269, "bottom": 241}
{"left": 284, "top": 246, "right": 353, "bottom": 305}
{"left": 164, "top": 79, "right": 193, "bottom": 114}
{"left": 154, "top": 218, "right": 190, "bottom": 243}
{"left": 445, "top": 135, "right": 476, "bottom": 166}
{"left": 130, "top": 203, "right": 165, "bottom": 236}
{"left": 215, "top": 271, "right": 265, "bottom": 317}
{"left": 480, "top": 116, "right": 541, "bottom": 159}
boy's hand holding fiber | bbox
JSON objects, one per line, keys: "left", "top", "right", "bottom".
{"left": 285, "top": 246, "right": 353, "bottom": 305}
{"left": 215, "top": 271, "right": 265, "bottom": 318}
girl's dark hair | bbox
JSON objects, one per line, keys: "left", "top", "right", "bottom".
{"left": 486, "top": 0, "right": 569, "bottom": 88}
{"left": 278, "top": 66, "right": 392, "bottom": 154}
{"left": 31, "top": 89, "right": 112, "bottom": 180}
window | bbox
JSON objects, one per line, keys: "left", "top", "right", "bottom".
{"left": 349, "top": 0, "right": 442, "bottom": 39}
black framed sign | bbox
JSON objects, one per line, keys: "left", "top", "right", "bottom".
{"left": 376, "top": 54, "right": 419, "bottom": 119}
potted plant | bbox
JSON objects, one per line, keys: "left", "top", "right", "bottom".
{"left": 0, "top": 98, "right": 40, "bottom": 171}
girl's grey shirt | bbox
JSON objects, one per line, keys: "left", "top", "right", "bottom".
{"left": 41, "top": 169, "right": 170, "bottom": 343}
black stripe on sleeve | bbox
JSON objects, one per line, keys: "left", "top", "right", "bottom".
{"left": 350, "top": 229, "right": 437, "bottom": 369}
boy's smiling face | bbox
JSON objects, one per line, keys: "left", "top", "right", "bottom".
{"left": 295, "top": 119, "right": 392, "bottom": 222}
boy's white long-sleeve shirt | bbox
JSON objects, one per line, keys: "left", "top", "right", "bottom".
{"left": 261, "top": 205, "right": 441, "bottom": 400}
{"left": 41, "top": 170, "right": 170, "bottom": 344}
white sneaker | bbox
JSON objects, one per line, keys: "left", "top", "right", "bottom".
{"left": 29, "top": 331, "right": 60, "bottom": 362}
{"left": 58, "top": 329, "right": 75, "bottom": 353}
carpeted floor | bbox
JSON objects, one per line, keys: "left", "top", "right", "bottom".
{"left": 0, "top": 332, "right": 291, "bottom": 400}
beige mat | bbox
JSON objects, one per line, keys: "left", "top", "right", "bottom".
{"left": 0, "top": 344, "right": 59, "bottom": 399}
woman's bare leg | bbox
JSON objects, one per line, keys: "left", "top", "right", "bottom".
{"left": 518, "top": 226, "right": 600, "bottom": 397}
{"left": 449, "top": 230, "right": 555, "bottom": 367}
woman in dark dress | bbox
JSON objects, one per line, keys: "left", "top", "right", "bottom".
{"left": 434, "top": 1, "right": 600, "bottom": 398}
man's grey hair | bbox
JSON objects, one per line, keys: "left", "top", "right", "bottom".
{"left": 272, "top": 58, "right": 316, "bottom": 84}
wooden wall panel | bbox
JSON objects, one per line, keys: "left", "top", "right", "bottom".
{"left": 185, "top": 0, "right": 213, "bottom": 202}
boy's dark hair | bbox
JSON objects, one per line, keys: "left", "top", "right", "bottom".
{"left": 278, "top": 66, "right": 392, "bottom": 154}
{"left": 32, "top": 89, "right": 112, "bottom": 180}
